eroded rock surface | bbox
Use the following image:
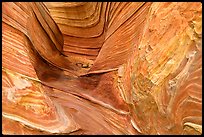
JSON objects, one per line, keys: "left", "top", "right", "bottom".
{"left": 2, "top": 2, "right": 202, "bottom": 135}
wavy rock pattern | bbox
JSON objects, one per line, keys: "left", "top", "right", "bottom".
{"left": 2, "top": 2, "right": 202, "bottom": 135}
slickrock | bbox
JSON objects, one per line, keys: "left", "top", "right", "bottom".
{"left": 2, "top": 2, "right": 202, "bottom": 135}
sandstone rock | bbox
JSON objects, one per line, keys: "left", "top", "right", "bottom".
{"left": 2, "top": 2, "right": 202, "bottom": 135}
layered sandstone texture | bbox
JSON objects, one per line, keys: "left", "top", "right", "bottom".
{"left": 2, "top": 2, "right": 202, "bottom": 135}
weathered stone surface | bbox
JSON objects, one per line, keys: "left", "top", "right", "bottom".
{"left": 2, "top": 2, "right": 202, "bottom": 135}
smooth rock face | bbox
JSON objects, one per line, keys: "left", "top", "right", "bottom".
{"left": 2, "top": 2, "right": 202, "bottom": 135}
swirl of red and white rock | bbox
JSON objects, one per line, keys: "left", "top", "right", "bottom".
{"left": 2, "top": 2, "right": 202, "bottom": 135}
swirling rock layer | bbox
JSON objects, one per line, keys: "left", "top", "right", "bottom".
{"left": 2, "top": 2, "right": 202, "bottom": 135}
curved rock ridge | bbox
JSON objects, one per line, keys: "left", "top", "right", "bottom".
{"left": 2, "top": 2, "right": 202, "bottom": 135}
